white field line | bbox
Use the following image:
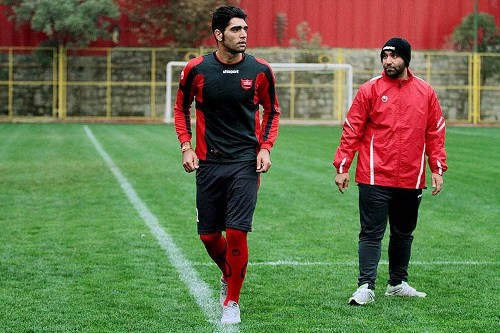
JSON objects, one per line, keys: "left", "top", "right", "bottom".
{"left": 84, "top": 126, "right": 238, "bottom": 333}
{"left": 193, "top": 260, "right": 500, "bottom": 267}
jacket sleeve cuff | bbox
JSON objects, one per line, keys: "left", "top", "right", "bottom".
{"left": 333, "top": 159, "right": 350, "bottom": 174}
{"left": 260, "top": 143, "right": 273, "bottom": 152}
{"left": 178, "top": 134, "right": 191, "bottom": 145}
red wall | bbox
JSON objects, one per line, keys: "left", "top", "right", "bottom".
{"left": 238, "top": 0, "right": 500, "bottom": 50}
{"left": 1, "top": 0, "right": 499, "bottom": 50}
{"left": 0, "top": 5, "right": 47, "bottom": 46}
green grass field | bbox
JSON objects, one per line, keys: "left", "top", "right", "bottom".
{"left": 0, "top": 123, "right": 498, "bottom": 333}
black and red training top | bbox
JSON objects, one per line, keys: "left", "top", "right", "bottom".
{"left": 174, "top": 52, "right": 280, "bottom": 163}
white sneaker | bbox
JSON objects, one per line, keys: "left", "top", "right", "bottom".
{"left": 221, "top": 301, "right": 241, "bottom": 324}
{"left": 219, "top": 277, "right": 228, "bottom": 306}
{"left": 348, "top": 283, "right": 375, "bottom": 305}
{"left": 385, "top": 281, "right": 427, "bottom": 297}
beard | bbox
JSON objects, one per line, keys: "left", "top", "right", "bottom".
{"left": 228, "top": 47, "right": 245, "bottom": 55}
{"left": 384, "top": 64, "right": 406, "bottom": 79}
{"left": 220, "top": 37, "right": 246, "bottom": 54}
{"left": 227, "top": 43, "right": 246, "bottom": 54}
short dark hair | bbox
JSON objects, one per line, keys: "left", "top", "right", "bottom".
{"left": 211, "top": 5, "right": 247, "bottom": 33}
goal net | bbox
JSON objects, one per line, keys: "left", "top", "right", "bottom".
{"left": 165, "top": 61, "right": 353, "bottom": 124}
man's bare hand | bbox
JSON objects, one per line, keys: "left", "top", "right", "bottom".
{"left": 182, "top": 149, "right": 199, "bottom": 173}
{"left": 335, "top": 173, "right": 350, "bottom": 194}
{"left": 256, "top": 149, "right": 271, "bottom": 173}
{"left": 431, "top": 173, "right": 443, "bottom": 195}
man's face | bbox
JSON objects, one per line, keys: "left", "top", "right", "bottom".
{"left": 382, "top": 51, "right": 406, "bottom": 79}
{"left": 220, "top": 18, "right": 248, "bottom": 54}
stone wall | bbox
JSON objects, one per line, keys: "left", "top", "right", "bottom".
{"left": 1, "top": 48, "right": 498, "bottom": 122}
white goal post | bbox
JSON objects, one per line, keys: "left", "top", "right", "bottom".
{"left": 165, "top": 61, "right": 353, "bottom": 124}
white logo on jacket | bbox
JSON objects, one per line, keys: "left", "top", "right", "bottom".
{"left": 381, "top": 95, "right": 388, "bottom": 102}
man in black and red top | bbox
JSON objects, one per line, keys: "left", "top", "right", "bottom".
{"left": 174, "top": 5, "right": 280, "bottom": 325}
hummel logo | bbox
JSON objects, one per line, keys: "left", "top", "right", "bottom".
{"left": 223, "top": 69, "right": 239, "bottom": 74}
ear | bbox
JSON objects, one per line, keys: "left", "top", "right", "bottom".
{"left": 214, "top": 29, "right": 222, "bottom": 42}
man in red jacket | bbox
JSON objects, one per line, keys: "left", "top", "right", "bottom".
{"left": 333, "top": 37, "right": 447, "bottom": 306}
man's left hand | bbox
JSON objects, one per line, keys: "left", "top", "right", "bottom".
{"left": 256, "top": 148, "right": 271, "bottom": 173}
{"left": 431, "top": 173, "right": 443, "bottom": 195}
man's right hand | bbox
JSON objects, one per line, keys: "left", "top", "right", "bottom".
{"left": 335, "top": 173, "right": 350, "bottom": 194}
{"left": 182, "top": 149, "right": 199, "bottom": 173}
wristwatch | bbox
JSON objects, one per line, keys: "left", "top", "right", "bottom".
{"left": 181, "top": 142, "right": 192, "bottom": 153}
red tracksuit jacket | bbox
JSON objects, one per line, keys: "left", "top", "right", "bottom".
{"left": 333, "top": 69, "right": 447, "bottom": 189}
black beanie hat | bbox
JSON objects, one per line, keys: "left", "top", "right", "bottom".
{"left": 380, "top": 37, "right": 411, "bottom": 67}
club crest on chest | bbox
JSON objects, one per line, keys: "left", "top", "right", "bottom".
{"left": 241, "top": 79, "right": 253, "bottom": 90}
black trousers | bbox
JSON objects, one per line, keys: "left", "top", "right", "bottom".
{"left": 357, "top": 184, "right": 422, "bottom": 289}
